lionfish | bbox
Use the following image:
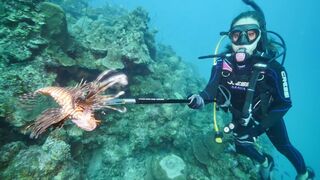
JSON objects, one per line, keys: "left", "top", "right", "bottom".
{"left": 23, "top": 70, "right": 128, "bottom": 138}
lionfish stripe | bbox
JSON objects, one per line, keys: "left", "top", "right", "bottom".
{"left": 35, "top": 87, "right": 74, "bottom": 110}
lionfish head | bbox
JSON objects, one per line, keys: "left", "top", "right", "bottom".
{"left": 71, "top": 108, "right": 98, "bottom": 131}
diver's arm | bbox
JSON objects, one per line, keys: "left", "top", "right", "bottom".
{"left": 259, "top": 63, "right": 292, "bottom": 129}
{"left": 199, "top": 62, "right": 222, "bottom": 101}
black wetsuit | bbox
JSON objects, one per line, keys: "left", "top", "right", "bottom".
{"left": 200, "top": 56, "right": 307, "bottom": 174}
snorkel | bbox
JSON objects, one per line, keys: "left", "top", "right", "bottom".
{"left": 234, "top": 0, "right": 287, "bottom": 65}
{"left": 242, "top": 0, "right": 287, "bottom": 65}
{"left": 242, "top": 0, "right": 268, "bottom": 50}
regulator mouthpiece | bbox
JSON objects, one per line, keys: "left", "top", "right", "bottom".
{"left": 235, "top": 48, "right": 248, "bottom": 63}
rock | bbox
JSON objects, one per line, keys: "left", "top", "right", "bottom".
{"left": 0, "top": 134, "right": 79, "bottom": 179}
{"left": 0, "top": 3, "right": 5, "bottom": 17}
{"left": 192, "top": 136, "right": 212, "bottom": 166}
{"left": 231, "top": 167, "right": 250, "bottom": 179}
{"left": 203, "top": 132, "right": 226, "bottom": 159}
{"left": 41, "top": 135, "right": 71, "bottom": 161}
{"left": 27, "top": 37, "right": 48, "bottom": 51}
{"left": 40, "top": 2, "right": 69, "bottom": 48}
{"left": 55, "top": 51, "right": 76, "bottom": 66}
{"left": 150, "top": 154, "right": 186, "bottom": 180}
{"left": 0, "top": 141, "right": 27, "bottom": 169}
{"left": 90, "top": 47, "right": 108, "bottom": 59}
{"left": 4, "top": 44, "right": 33, "bottom": 62}
{"left": 0, "top": 0, "right": 47, "bottom": 63}
{"left": 98, "top": 51, "right": 125, "bottom": 69}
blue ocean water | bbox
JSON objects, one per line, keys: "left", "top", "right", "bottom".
{"left": 91, "top": 0, "right": 320, "bottom": 178}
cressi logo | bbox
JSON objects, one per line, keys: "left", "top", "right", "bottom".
{"left": 281, "top": 71, "right": 290, "bottom": 98}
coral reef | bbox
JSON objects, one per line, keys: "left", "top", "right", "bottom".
{"left": 0, "top": 0, "right": 273, "bottom": 179}
{"left": 146, "top": 154, "right": 187, "bottom": 180}
{"left": 0, "top": 0, "right": 47, "bottom": 63}
{"left": 0, "top": 130, "right": 80, "bottom": 179}
{"left": 39, "top": 2, "right": 69, "bottom": 49}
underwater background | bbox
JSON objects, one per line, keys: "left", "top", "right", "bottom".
{"left": 0, "top": 0, "right": 319, "bottom": 179}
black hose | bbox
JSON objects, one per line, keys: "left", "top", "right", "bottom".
{"left": 267, "top": 31, "right": 287, "bottom": 65}
{"left": 198, "top": 52, "right": 232, "bottom": 60}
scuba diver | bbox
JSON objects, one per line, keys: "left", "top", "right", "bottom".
{"left": 187, "top": 0, "right": 315, "bottom": 179}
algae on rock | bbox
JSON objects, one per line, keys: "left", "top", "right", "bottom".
{"left": 0, "top": 132, "right": 80, "bottom": 179}
{"left": 0, "top": 0, "right": 47, "bottom": 63}
{"left": 40, "top": 2, "right": 68, "bottom": 40}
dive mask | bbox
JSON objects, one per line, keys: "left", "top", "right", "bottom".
{"left": 229, "top": 24, "right": 261, "bottom": 45}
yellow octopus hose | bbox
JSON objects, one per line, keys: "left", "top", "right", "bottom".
{"left": 213, "top": 35, "right": 227, "bottom": 144}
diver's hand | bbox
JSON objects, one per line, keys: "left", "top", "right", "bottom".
{"left": 187, "top": 94, "right": 204, "bottom": 109}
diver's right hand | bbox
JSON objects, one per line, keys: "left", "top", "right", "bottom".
{"left": 187, "top": 94, "right": 204, "bottom": 109}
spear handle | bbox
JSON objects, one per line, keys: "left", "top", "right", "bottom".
{"left": 105, "top": 98, "right": 214, "bottom": 105}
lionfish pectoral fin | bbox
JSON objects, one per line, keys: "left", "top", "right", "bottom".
{"left": 27, "top": 108, "right": 68, "bottom": 139}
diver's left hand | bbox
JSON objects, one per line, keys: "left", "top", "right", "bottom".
{"left": 187, "top": 94, "right": 204, "bottom": 109}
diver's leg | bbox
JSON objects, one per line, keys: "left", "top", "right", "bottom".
{"left": 235, "top": 140, "right": 274, "bottom": 179}
{"left": 266, "top": 118, "right": 308, "bottom": 175}
{"left": 235, "top": 141, "right": 265, "bottom": 163}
